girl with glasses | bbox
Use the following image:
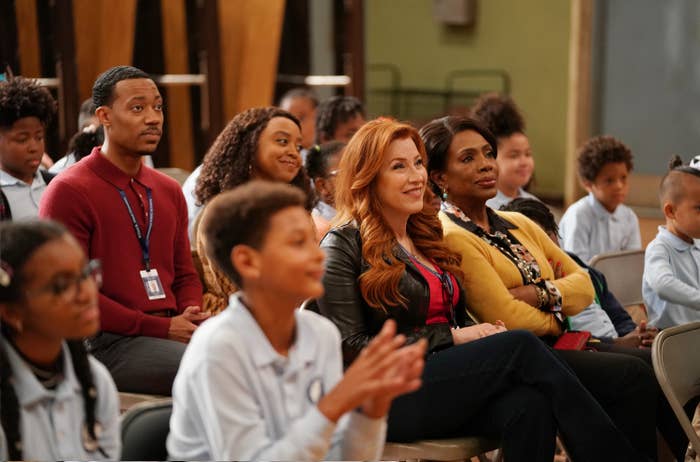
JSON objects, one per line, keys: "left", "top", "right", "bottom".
{"left": 0, "top": 220, "right": 120, "bottom": 460}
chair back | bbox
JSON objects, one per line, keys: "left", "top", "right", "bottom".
{"left": 588, "top": 249, "right": 645, "bottom": 306}
{"left": 652, "top": 322, "right": 700, "bottom": 454}
{"left": 120, "top": 399, "right": 173, "bottom": 461}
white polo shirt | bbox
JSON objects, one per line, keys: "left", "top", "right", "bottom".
{"left": 486, "top": 188, "right": 539, "bottom": 211}
{"left": 643, "top": 226, "right": 700, "bottom": 328}
{"left": 0, "top": 169, "right": 47, "bottom": 220}
{"left": 167, "top": 293, "right": 387, "bottom": 461}
{"left": 1, "top": 338, "right": 120, "bottom": 461}
{"left": 559, "top": 192, "right": 641, "bottom": 263}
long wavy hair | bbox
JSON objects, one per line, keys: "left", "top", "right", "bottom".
{"left": 195, "top": 107, "right": 313, "bottom": 209}
{"left": 334, "top": 118, "right": 464, "bottom": 310}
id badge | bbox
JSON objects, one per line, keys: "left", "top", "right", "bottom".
{"left": 140, "top": 269, "right": 166, "bottom": 300}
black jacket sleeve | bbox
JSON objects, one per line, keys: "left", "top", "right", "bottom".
{"left": 317, "top": 227, "right": 458, "bottom": 366}
{"left": 316, "top": 228, "right": 373, "bottom": 365}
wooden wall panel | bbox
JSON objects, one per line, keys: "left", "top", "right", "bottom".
{"left": 97, "top": 0, "right": 137, "bottom": 75}
{"left": 14, "top": 0, "right": 41, "bottom": 76}
{"left": 565, "top": 0, "right": 593, "bottom": 206}
{"left": 217, "top": 0, "right": 245, "bottom": 121}
{"left": 217, "top": 0, "right": 285, "bottom": 120}
{"left": 73, "top": 0, "right": 136, "bottom": 102}
{"left": 235, "top": 0, "right": 285, "bottom": 113}
{"left": 161, "top": 0, "right": 195, "bottom": 170}
{"left": 73, "top": 0, "right": 103, "bottom": 102}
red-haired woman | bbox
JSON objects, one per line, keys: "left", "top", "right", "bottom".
{"left": 316, "top": 118, "right": 643, "bottom": 462}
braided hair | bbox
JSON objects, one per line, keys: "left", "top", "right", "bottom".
{"left": 0, "top": 221, "right": 100, "bottom": 459}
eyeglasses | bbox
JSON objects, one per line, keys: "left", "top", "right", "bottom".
{"left": 25, "top": 259, "right": 102, "bottom": 301}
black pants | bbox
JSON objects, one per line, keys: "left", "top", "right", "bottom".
{"left": 594, "top": 341, "right": 696, "bottom": 461}
{"left": 387, "top": 330, "right": 646, "bottom": 462}
{"left": 553, "top": 348, "right": 658, "bottom": 460}
{"left": 86, "top": 332, "right": 186, "bottom": 395}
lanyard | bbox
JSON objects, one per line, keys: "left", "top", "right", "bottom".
{"left": 402, "top": 247, "right": 458, "bottom": 329}
{"left": 118, "top": 187, "right": 153, "bottom": 270}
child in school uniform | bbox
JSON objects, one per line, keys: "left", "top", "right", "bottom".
{"left": 0, "top": 76, "right": 57, "bottom": 221}
{"left": 167, "top": 181, "right": 426, "bottom": 461}
{"left": 0, "top": 220, "right": 120, "bottom": 461}
{"left": 642, "top": 156, "right": 700, "bottom": 329}
{"left": 559, "top": 135, "right": 642, "bottom": 262}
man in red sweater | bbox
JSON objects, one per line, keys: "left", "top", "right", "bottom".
{"left": 40, "top": 66, "right": 206, "bottom": 395}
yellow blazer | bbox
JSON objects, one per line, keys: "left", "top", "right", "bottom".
{"left": 440, "top": 210, "right": 594, "bottom": 336}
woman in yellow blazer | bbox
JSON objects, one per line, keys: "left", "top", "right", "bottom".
{"left": 420, "top": 116, "right": 662, "bottom": 460}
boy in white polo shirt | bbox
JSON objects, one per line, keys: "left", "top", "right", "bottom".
{"left": 0, "top": 76, "right": 56, "bottom": 220}
{"left": 559, "top": 135, "right": 641, "bottom": 262}
{"left": 643, "top": 156, "right": 700, "bottom": 329}
{"left": 167, "top": 181, "right": 426, "bottom": 461}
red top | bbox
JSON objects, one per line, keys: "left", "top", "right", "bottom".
{"left": 39, "top": 148, "right": 202, "bottom": 338}
{"left": 410, "top": 257, "right": 459, "bottom": 325}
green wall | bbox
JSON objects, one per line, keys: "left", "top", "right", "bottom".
{"left": 365, "top": 0, "right": 571, "bottom": 196}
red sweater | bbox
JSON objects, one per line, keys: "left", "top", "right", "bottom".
{"left": 39, "top": 148, "right": 202, "bottom": 338}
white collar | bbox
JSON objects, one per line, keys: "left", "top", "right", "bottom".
{"left": 2, "top": 339, "right": 82, "bottom": 406}
{"left": 0, "top": 169, "right": 45, "bottom": 188}
{"left": 227, "top": 293, "right": 319, "bottom": 372}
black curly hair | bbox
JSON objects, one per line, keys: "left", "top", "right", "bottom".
{"left": 314, "top": 96, "right": 365, "bottom": 144}
{"left": 195, "top": 107, "right": 313, "bottom": 209}
{"left": 470, "top": 92, "right": 525, "bottom": 140}
{"left": 577, "top": 135, "right": 633, "bottom": 183}
{"left": 0, "top": 220, "right": 102, "bottom": 460}
{"left": 0, "top": 76, "right": 56, "bottom": 129}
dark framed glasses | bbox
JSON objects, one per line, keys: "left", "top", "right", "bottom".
{"left": 25, "top": 259, "right": 102, "bottom": 302}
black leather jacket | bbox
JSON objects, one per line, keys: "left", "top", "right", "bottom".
{"left": 316, "top": 225, "right": 474, "bottom": 366}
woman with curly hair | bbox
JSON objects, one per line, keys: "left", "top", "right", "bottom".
{"left": 316, "top": 118, "right": 643, "bottom": 462}
{"left": 0, "top": 76, "right": 57, "bottom": 220}
{"left": 0, "top": 220, "right": 120, "bottom": 460}
{"left": 471, "top": 93, "right": 539, "bottom": 210}
{"left": 194, "top": 107, "right": 313, "bottom": 314}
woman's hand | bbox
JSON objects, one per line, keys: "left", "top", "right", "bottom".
{"left": 508, "top": 284, "right": 540, "bottom": 307}
{"left": 451, "top": 321, "right": 507, "bottom": 345}
{"left": 548, "top": 259, "right": 566, "bottom": 279}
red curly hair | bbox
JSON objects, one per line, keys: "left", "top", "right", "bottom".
{"left": 334, "top": 118, "right": 464, "bottom": 310}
